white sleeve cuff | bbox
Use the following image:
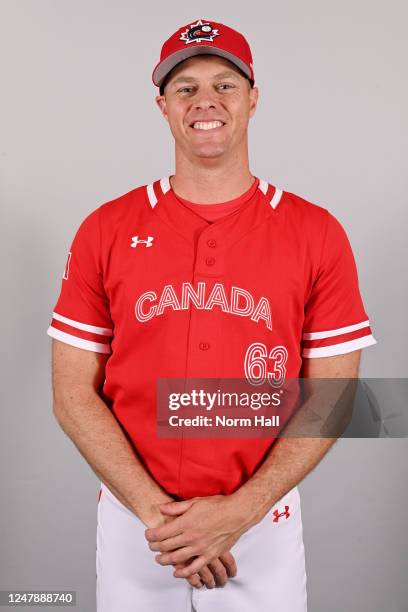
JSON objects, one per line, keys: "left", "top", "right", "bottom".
{"left": 47, "top": 326, "right": 111, "bottom": 354}
{"left": 302, "top": 334, "right": 377, "bottom": 358}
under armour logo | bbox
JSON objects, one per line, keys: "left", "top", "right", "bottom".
{"left": 131, "top": 235, "right": 154, "bottom": 248}
{"left": 273, "top": 505, "right": 290, "bottom": 522}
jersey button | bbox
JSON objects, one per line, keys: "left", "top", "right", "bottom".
{"left": 199, "top": 342, "right": 210, "bottom": 350}
{"left": 205, "top": 257, "right": 216, "bottom": 266}
{"left": 207, "top": 239, "right": 217, "bottom": 248}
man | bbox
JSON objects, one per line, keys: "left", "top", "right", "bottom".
{"left": 47, "top": 18, "right": 377, "bottom": 611}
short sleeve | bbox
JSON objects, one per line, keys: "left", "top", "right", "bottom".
{"left": 46, "top": 207, "right": 113, "bottom": 353}
{"left": 301, "top": 211, "right": 377, "bottom": 358}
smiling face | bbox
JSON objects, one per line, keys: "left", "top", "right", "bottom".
{"left": 155, "top": 55, "right": 259, "bottom": 162}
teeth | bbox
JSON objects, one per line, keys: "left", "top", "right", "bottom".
{"left": 192, "top": 121, "right": 224, "bottom": 130}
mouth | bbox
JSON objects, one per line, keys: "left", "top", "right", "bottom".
{"left": 189, "top": 120, "right": 226, "bottom": 131}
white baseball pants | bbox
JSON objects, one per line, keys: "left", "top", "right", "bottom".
{"left": 96, "top": 482, "right": 307, "bottom": 611}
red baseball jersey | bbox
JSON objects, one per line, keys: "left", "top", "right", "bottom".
{"left": 46, "top": 177, "right": 377, "bottom": 498}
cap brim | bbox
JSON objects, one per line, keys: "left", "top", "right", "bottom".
{"left": 152, "top": 45, "right": 252, "bottom": 87}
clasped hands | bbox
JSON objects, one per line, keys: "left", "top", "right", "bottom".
{"left": 144, "top": 494, "right": 249, "bottom": 589}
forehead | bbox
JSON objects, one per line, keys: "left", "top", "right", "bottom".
{"left": 166, "top": 55, "right": 244, "bottom": 82}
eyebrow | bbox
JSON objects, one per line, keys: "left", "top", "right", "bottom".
{"left": 169, "top": 70, "right": 241, "bottom": 86}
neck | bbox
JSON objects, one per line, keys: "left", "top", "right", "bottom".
{"left": 170, "top": 147, "right": 255, "bottom": 204}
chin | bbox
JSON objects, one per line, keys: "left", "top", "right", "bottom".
{"left": 192, "top": 146, "right": 226, "bottom": 159}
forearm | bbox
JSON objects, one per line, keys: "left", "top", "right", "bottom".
{"left": 233, "top": 435, "right": 336, "bottom": 528}
{"left": 53, "top": 388, "right": 173, "bottom": 523}
{"left": 232, "top": 374, "right": 359, "bottom": 528}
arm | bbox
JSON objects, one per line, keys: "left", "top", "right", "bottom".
{"left": 51, "top": 338, "right": 237, "bottom": 588}
{"left": 232, "top": 349, "right": 362, "bottom": 525}
{"left": 51, "top": 338, "right": 176, "bottom": 524}
{"left": 147, "top": 350, "right": 362, "bottom": 578}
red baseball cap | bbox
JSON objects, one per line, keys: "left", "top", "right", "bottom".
{"left": 152, "top": 19, "right": 255, "bottom": 89}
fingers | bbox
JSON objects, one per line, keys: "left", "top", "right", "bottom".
{"left": 175, "top": 554, "right": 236, "bottom": 589}
{"left": 182, "top": 562, "right": 226, "bottom": 589}
{"left": 174, "top": 562, "right": 203, "bottom": 590}
{"left": 155, "top": 546, "right": 196, "bottom": 566}
{"left": 148, "top": 533, "right": 186, "bottom": 553}
{"left": 219, "top": 551, "right": 238, "bottom": 578}
{"left": 145, "top": 521, "right": 183, "bottom": 542}
{"left": 173, "top": 555, "right": 209, "bottom": 578}
{"left": 158, "top": 499, "right": 195, "bottom": 516}
{"left": 206, "top": 558, "right": 229, "bottom": 587}
{"left": 186, "top": 573, "right": 203, "bottom": 589}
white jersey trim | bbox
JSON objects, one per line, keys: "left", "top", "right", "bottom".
{"left": 270, "top": 188, "right": 283, "bottom": 209}
{"left": 47, "top": 326, "right": 111, "bottom": 354}
{"left": 146, "top": 183, "right": 158, "bottom": 208}
{"left": 258, "top": 178, "right": 283, "bottom": 209}
{"left": 160, "top": 177, "right": 171, "bottom": 194}
{"left": 258, "top": 179, "right": 268, "bottom": 195}
{"left": 150, "top": 177, "right": 284, "bottom": 210}
{"left": 302, "top": 334, "right": 377, "bottom": 358}
{"left": 52, "top": 311, "right": 113, "bottom": 336}
{"left": 302, "top": 319, "right": 370, "bottom": 340}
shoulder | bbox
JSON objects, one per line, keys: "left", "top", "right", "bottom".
{"left": 98, "top": 183, "right": 151, "bottom": 223}
{"left": 68, "top": 183, "right": 152, "bottom": 249}
{"left": 283, "top": 188, "right": 330, "bottom": 225}
{"left": 280, "top": 187, "right": 350, "bottom": 243}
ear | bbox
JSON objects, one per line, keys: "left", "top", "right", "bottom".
{"left": 155, "top": 95, "right": 169, "bottom": 121}
{"left": 248, "top": 85, "right": 259, "bottom": 119}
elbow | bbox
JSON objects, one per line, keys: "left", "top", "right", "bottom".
{"left": 52, "top": 397, "right": 66, "bottom": 427}
{"left": 51, "top": 386, "right": 70, "bottom": 426}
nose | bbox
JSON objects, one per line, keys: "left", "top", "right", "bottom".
{"left": 192, "top": 87, "right": 218, "bottom": 111}
{"left": 193, "top": 99, "right": 217, "bottom": 112}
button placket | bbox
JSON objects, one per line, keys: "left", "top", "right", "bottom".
{"left": 182, "top": 228, "right": 224, "bottom": 378}
{"left": 195, "top": 227, "right": 222, "bottom": 275}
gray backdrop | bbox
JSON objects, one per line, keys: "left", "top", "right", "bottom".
{"left": 1, "top": 1, "right": 407, "bottom": 610}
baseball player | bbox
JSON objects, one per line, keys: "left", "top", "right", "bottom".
{"left": 47, "top": 18, "right": 377, "bottom": 612}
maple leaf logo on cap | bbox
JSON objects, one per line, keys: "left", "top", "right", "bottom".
{"left": 180, "top": 19, "right": 220, "bottom": 44}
